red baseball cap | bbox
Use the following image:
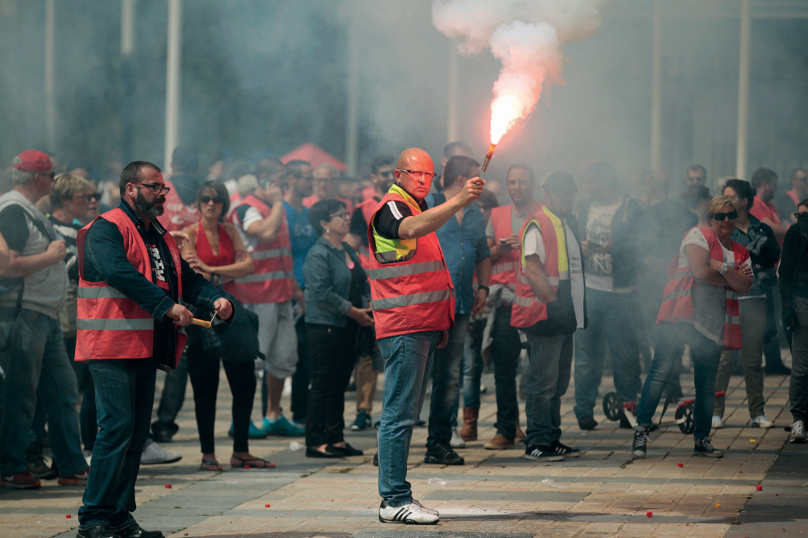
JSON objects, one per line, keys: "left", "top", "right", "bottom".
{"left": 13, "top": 150, "right": 53, "bottom": 172}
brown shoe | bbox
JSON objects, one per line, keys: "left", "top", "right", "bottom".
{"left": 515, "top": 421, "right": 525, "bottom": 443}
{"left": 484, "top": 434, "right": 515, "bottom": 450}
{"left": 460, "top": 407, "right": 478, "bottom": 441}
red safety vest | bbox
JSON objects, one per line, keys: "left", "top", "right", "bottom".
{"left": 657, "top": 226, "right": 749, "bottom": 350}
{"left": 226, "top": 194, "right": 294, "bottom": 304}
{"left": 156, "top": 179, "right": 200, "bottom": 232}
{"left": 489, "top": 202, "right": 541, "bottom": 290}
{"left": 511, "top": 205, "right": 567, "bottom": 328}
{"left": 367, "top": 187, "right": 455, "bottom": 339}
{"left": 354, "top": 197, "right": 379, "bottom": 269}
{"left": 75, "top": 208, "right": 186, "bottom": 364}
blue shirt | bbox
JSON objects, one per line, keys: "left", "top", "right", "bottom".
{"left": 425, "top": 194, "right": 490, "bottom": 314}
{"left": 283, "top": 200, "right": 317, "bottom": 288}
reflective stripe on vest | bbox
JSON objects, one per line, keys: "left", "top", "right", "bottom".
{"left": 367, "top": 185, "right": 455, "bottom": 339}
{"left": 77, "top": 318, "right": 154, "bottom": 331}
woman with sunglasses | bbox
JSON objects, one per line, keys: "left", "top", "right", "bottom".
{"left": 302, "top": 199, "right": 374, "bottom": 458}
{"left": 712, "top": 180, "right": 780, "bottom": 429}
{"left": 632, "top": 196, "right": 753, "bottom": 459}
{"left": 178, "top": 180, "right": 270, "bottom": 471}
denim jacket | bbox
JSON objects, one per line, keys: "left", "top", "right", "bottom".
{"left": 303, "top": 237, "right": 368, "bottom": 327}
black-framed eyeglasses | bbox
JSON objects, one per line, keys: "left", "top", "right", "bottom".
{"left": 132, "top": 182, "right": 170, "bottom": 195}
{"left": 200, "top": 195, "right": 225, "bottom": 204}
{"left": 330, "top": 211, "right": 350, "bottom": 220}
{"left": 712, "top": 210, "right": 738, "bottom": 221}
{"left": 378, "top": 170, "right": 394, "bottom": 178}
{"left": 396, "top": 168, "right": 437, "bottom": 181}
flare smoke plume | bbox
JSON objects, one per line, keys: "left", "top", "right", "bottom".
{"left": 433, "top": 0, "right": 610, "bottom": 144}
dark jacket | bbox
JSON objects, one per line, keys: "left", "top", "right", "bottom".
{"left": 779, "top": 216, "right": 808, "bottom": 328}
{"left": 730, "top": 215, "right": 779, "bottom": 297}
{"left": 82, "top": 201, "right": 230, "bottom": 366}
{"left": 303, "top": 237, "right": 368, "bottom": 327}
{"left": 575, "top": 194, "right": 645, "bottom": 289}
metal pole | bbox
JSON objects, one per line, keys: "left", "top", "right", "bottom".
{"left": 121, "top": 0, "right": 135, "bottom": 55}
{"left": 650, "top": 0, "right": 662, "bottom": 170}
{"left": 735, "top": 0, "right": 751, "bottom": 179}
{"left": 345, "top": 12, "right": 359, "bottom": 176}
{"left": 44, "top": 0, "right": 55, "bottom": 152}
{"left": 121, "top": 0, "right": 136, "bottom": 163}
{"left": 447, "top": 45, "right": 458, "bottom": 143}
{"left": 164, "top": 0, "right": 182, "bottom": 171}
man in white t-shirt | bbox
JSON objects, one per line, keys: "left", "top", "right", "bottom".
{"left": 572, "top": 163, "right": 645, "bottom": 430}
{"left": 515, "top": 172, "right": 586, "bottom": 462}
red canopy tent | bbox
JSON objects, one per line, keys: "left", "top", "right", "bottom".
{"left": 280, "top": 143, "right": 346, "bottom": 172}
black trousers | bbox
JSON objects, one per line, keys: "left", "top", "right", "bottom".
{"left": 291, "top": 317, "right": 312, "bottom": 422}
{"left": 187, "top": 338, "right": 256, "bottom": 454}
{"left": 305, "top": 323, "right": 356, "bottom": 447}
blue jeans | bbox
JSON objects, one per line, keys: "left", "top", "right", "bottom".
{"left": 377, "top": 330, "right": 439, "bottom": 507}
{"left": 0, "top": 309, "right": 86, "bottom": 477}
{"left": 462, "top": 320, "right": 484, "bottom": 409}
{"left": 573, "top": 289, "right": 642, "bottom": 418}
{"left": 427, "top": 315, "right": 469, "bottom": 448}
{"left": 637, "top": 322, "right": 720, "bottom": 440}
{"left": 491, "top": 306, "right": 520, "bottom": 438}
{"left": 151, "top": 350, "right": 186, "bottom": 438}
{"left": 79, "top": 358, "right": 157, "bottom": 531}
{"left": 524, "top": 333, "right": 573, "bottom": 447}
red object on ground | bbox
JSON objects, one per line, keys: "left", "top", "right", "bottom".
{"left": 66, "top": 515, "right": 72, "bottom": 519}
{"left": 678, "top": 463, "right": 683, "bottom": 467}
{"left": 647, "top": 511, "right": 653, "bottom": 517}
{"left": 756, "top": 485, "right": 763, "bottom": 491}
{"left": 165, "top": 484, "right": 172, "bottom": 489}
{"left": 244, "top": 465, "right": 250, "bottom": 469}
{"left": 280, "top": 143, "right": 346, "bottom": 171}
{"left": 265, "top": 504, "right": 270, "bottom": 508}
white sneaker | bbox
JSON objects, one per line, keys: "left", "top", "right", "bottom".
{"left": 789, "top": 420, "right": 807, "bottom": 443}
{"left": 711, "top": 416, "right": 724, "bottom": 429}
{"left": 379, "top": 499, "right": 439, "bottom": 524}
{"left": 751, "top": 415, "right": 774, "bottom": 428}
{"left": 141, "top": 440, "right": 182, "bottom": 465}
{"left": 411, "top": 499, "right": 439, "bottom": 516}
{"left": 450, "top": 428, "right": 466, "bottom": 448}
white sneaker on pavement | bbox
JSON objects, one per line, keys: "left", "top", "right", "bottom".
{"left": 711, "top": 416, "right": 724, "bottom": 429}
{"left": 141, "top": 440, "right": 182, "bottom": 465}
{"left": 790, "top": 420, "right": 807, "bottom": 443}
{"left": 450, "top": 428, "right": 466, "bottom": 448}
{"left": 751, "top": 415, "right": 774, "bottom": 428}
{"left": 379, "top": 499, "right": 439, "bottom": 524}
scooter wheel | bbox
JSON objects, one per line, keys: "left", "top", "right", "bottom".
{"left": 676, "top": 402, "right": 695, "bottom": 434}
{"left": 603, "top": 392, "right": 622, "bottom": 422}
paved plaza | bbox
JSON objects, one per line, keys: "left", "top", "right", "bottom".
{"left": 2, "top": 350, "right": 807, "bottom": 538}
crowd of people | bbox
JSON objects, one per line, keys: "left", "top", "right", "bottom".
{"left": 0, "top": 143, "right": 806, "bottom": 531}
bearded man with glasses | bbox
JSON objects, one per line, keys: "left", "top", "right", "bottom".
{"left": 75, "top": 161, "right": 234, "bottom": 538}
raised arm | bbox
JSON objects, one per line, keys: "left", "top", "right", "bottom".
{"left": 397, "top": 178, "right": 483, "bottom": 239}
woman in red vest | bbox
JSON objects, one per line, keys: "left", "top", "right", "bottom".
{"left": 632, "top": 196, "right": 753, "bottom": 460}
{"left": 178, "top": 181, "right": 271, "bottom": 471}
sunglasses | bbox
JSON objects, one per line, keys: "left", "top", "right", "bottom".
{"left": 75, "top": 192, "right": 102, "bottom": 202}
{"left": 378, "top": 170, "right": 394, "bottom": 178}
{"left": 199, "top": 195, "right": 225, "bottom": 204}
{"left": 712, "top": 211, "right": 738, "bottom": 221}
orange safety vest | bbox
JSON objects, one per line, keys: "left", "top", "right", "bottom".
{"left": 489, "top": 201, "right": 541, "bottom": 290}
{"left": 511, "top": 205, "right": 566, "bottom": 328}
{"left": 75, "top": 208, "right": 186, "bottom": 364}
{"left": 354, "top": 197, "right": 379, "bottom": 269}
{"left": 156, "top": 179, "right": 200, "bottom": 232}
{"left": 226, "top": 194, "right": 294, "bottom": 304}
{"left": 367, "top": 189, "right": 455, "bottom": 339}
{"left": 657, "top": 226, "right": 749, "bottom": 350}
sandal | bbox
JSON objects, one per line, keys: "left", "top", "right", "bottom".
{"left": 200, "top": 458, "right": 222, "bottom": 471}
{"left": 231, "top": 454, "right": 275, "bottom": 469}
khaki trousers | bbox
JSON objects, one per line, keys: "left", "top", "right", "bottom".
{"left": 355, "top": 354, "right": 378, "bottom": 413}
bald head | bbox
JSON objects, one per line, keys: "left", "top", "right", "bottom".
{"left": 394, "top": 148, "right": 435, "bottom": 201}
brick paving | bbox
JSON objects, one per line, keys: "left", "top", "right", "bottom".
{"left": 1, "top": 349, "right": 806, "bottom": 538}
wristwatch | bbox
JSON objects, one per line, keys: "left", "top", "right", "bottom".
{"left": 719, "top": 263, "right": 729, "bottom": 275}
{"left": 478, "top": 285, "right": 490, "bottom": 295}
